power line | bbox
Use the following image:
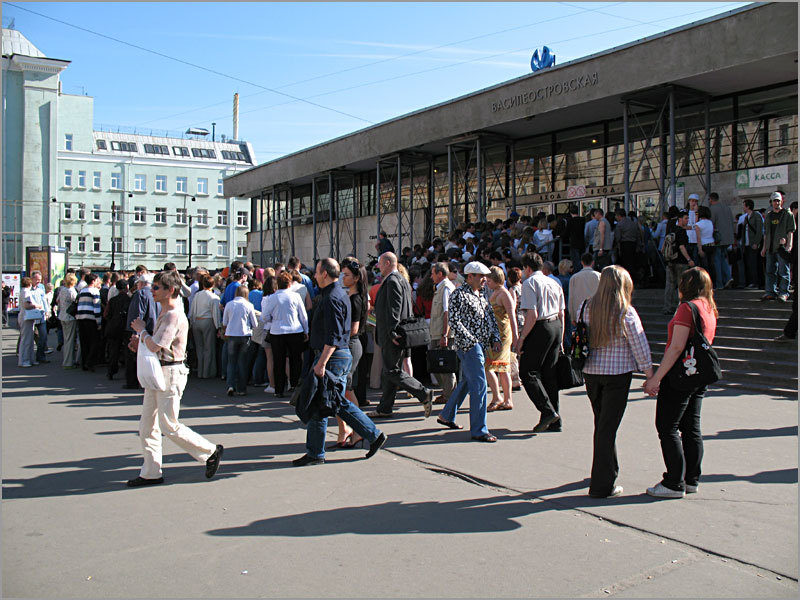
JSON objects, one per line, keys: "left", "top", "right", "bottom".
{"left": 3, "top": 1, "right": 374, "bottom": 125}
{"left": 216, "top": 2, "right": 746, "bottom": 123}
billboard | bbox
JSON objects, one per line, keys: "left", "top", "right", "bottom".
{"left": 3, "top": 273, "right": 21, "bottom": 312}
{"left": 25, "top": 246, "right": 68, "bottom": 285}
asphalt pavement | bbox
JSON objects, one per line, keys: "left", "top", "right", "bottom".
{"left": 2, "top": 325, "right": 797, "bottom": 598}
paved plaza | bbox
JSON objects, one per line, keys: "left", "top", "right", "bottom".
{"left": 2, "top": 325, "right": 797, "bottom": 598}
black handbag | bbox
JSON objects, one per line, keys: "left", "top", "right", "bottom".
{"left": 426, "top": 348, "right": 459, "bottom": 373}
{"left": 556, "top": 351, "right": 584, "bottom": 390}
{"left": 665, "top": 301, "right": 721, "bottom": 392}
{"left": 396, "top": 316, "right": 431, "bottom": 349}
{"left": 569, "top": 300, "right": 590, "bottom": 370}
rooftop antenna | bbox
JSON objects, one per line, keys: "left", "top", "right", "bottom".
{"left": 8, "top": 18, "right": 15, "bottom": 30}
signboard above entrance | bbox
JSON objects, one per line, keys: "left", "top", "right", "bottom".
{"left": 529, "top": 185, "right": 619, "bottom": 204}
{"left": 736, "top": 165, "right": 789, "bottom": 189}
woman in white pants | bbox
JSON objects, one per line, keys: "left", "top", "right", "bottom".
{"left": 128, "top": 270, "right": 223, "bottom": 487}
{"left": 57, "top": 274, "right": 79, "bottom": 368}
{"left": 17, "top": 277, "right": 36, "bottom": 367}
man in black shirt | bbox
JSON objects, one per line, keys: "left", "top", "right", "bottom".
{"left": 293, "top": 258, "right": 386, "bottom": 466}
{"left": 662, "top": 210, "right": 696, "bottom": 315}
{"left": 566, "top": 205, "right": 586, "bottom": 271}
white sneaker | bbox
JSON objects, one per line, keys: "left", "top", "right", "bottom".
{"left": 226, "top": 387, "right": 234, "bottom": 396}
{"left": 685, "top": 484, "right": 698, "bottom": 494}
{"left": 19, "top": 363, "right": 32, "bottom": 368}
{"left": 264, "top": 386, "right": 275, "bottom": 394}
{"left": 646, "top": 482, "right": 685, "bottom": 499}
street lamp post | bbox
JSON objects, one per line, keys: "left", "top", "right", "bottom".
{"left": 110, "top": 200, "right": 116, "bottom": 271}
{"left": 187, "top": 196, "right": 196, "bottom": 270}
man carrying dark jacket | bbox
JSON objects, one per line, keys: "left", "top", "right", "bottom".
{"left": 369, "top": 252, "right": 434, "bottom": 419}
{"left": 292, "top": 258, "right": 386, "bottom": 466}
{"left": 123, "top": 273, "right": 157, "bottom": 390}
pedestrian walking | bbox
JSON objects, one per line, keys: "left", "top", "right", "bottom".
{"left": 429, "top": 262, "right": 456, "bottom": 404}
{"left": 644, "top": 267, "right": 718, "bottom": 498}
{"left": 581, "top": 266, "right": 653, "bottom": 498}
{"left": 57, "top": 273, "right": 79, "bottom": 368}
{"left": 761, "top": 191, "right": 795, "bottom": 302}
{"left": 127, "top": 269, "right": 223, "bottom": 487}
{"left": 485, "top": 266, "right": 518, "bottom": 412}
{"left": 437, "top": 261, "right": 502, "bottom": 442}
{"left": 221, "top": 285, "right": 258, "bottom": 396}
{"left": 124, "top": 273, "right": 157, "bottom": 390}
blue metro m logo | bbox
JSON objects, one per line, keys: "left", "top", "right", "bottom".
{"left": 531, "top": 46, "right": 556, "bottom": 72}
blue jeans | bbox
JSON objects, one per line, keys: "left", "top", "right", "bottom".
{"left": 765, "top": 251, "right": 791, "bottom": 297}
{"left": 713, "top": 245, "right": 732, "bottom": 288}
{"left": 35, "top": 321, "right": 48, "bottom": 361}
{"left": 225, "top": 336, "right": 251, "bottom": 393}
{"left": 250, "top": 342, "right": 267, "bottom": 385}
{"left": 305, "top": 349, "right": 381, "bottom": 459}
{"left": 440, "top": 343, "right": 490, "bottom": 438}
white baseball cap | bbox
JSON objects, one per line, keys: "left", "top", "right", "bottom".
{"left": 770, "top": 191, "right": 783, "bottom": 201}
{"left": 463, "top": 261, "right": 491, "bottom": 275}
{"left": 688, "top": 193, "right": 700, "bottom": 201}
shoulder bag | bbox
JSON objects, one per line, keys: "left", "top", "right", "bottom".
{"left": 426, "top": 348, "right": 459, "bottom": 373}
{"left": 556, "top": 350, "right": 584, "bottom": 390}
{"left": 569, "top": 300, "right": 590, "bottom": 370}
{"left": 665, "top": 301, "right": 721, "bottom": 392}
{"left": 396, "top": 316, "right": 431, "bottom": 349}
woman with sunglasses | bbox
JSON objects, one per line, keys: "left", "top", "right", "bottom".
{"left": 334, "top": 257, "right": 369, "bottom": 447}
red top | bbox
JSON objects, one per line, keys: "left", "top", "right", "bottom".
{"left": 415, "top": 295, "right": 432, "bottom": 319}
{"left": 667, "top": 299, "right": 717, "bottom": 347}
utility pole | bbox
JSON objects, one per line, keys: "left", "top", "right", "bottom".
{"left": 188, "top": 214, "right": 193, "bottom": 270}
{"left": 110, "top": 201, "right": 116, "bottom": 270}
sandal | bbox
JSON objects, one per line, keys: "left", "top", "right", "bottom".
{"left": 472, "top": 434, "right": 498, "bottom": 443}
{"left": 437, "top": 417, "right": 463, "bottom": 430}
{"left": 487, "top": 403, "right": 504, "bottom": 412}
{"left": 497, "top": 403, "right": 513, "bottom": 411}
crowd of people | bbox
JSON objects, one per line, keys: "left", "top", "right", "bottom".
{"left": 10, "top": 188, "right": 797, "bottom": 497}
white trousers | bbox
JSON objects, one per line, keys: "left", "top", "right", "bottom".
{"left": 138, "top": 364, "right": 216, "bottom": 479}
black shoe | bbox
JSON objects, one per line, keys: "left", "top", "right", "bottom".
{"left": 546, "top": 418, "right": 562, "bottom": 432}
{"left": 56, "top": 344, "right": 63, "bottom": 351}
{"left": 292, "top": 454, "right": 325, "bottom": 467}
{"left": 127, "top": 476, "right": 164, "bottom": 488}
{"left": 205, "top": 444, "right": 224, "bottom": 479}
{"left": 421, "top": 388, "right": 433, "bottom": 418}
{"left": 533, "top": 413, "right": 560, "bottom": 433}
{"left": 365, "top": 432, "right": 387, "bottom": 459}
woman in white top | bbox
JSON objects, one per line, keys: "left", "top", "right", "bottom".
{"left": 188, "top": 273, "right": 221, "bottom": 379}
{"left": 222, "top": 285, "right": 258, "bottom": 396}
{"left": 261, "top": 272, "right": 308, "bottom": 397}
{"left": 533, "top": 218, "right": 555, "bottom": 261}
{"left": 17, "top": 277, "right": 36, "bottom": 367}
{"left": 57, "top": 273, "right": 79, "bottom": 368}
{"left": 288, "top": 269, "right": 313, "bottom": 312}
{"left": 694, "top": 205, "right": 716, "bottom": 277}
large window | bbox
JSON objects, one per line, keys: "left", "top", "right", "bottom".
{"left": 77, "top": 171, "right": 87, "bottom": 188}
{"left": 78, "top": 204, "right": 85, "bottom": 220}
{"left": 217, "top": 240, "right": 228, "bottom": 256}
{"left": 64, "top": 170, "right": 73, "bottom": 187}
{"left": 78, "top": 236, "right": 86, "bottom": 253}
{"left": 173, "top": 146, "right": 190, "bottom": 157}
{"left": 176, "top": 208, "right": 187, "bottom": 224}
{"left": 93, "top": 238, "right": 101, "bottom": 252}
{"left": 134, "top": 174, "right": 146, "bottom": 192}
{"left": 63, "top": 203, "right": 72, "bottom": 219}
{"left": 93, "top": 171, "right": 101, "bottom": 189}
{"left": 144, "top": 144, "right": 169, "bottom": 155}
{"left": 155, "top": 175, "right": 167, "bottom": 192}
{"left": 197, "top": 240, "right": 208, "bottom": 255}
{"left": 236, "top": 211, "right": 248, "bottom": 227}
{"left": 134, "top": 238, "right": 146, "bottom": 253}
{"left": 191, "top": 148, "right": 216, "bottom": 159}
{"left": 197, "top": 178, "right": 208, "bottom": 195}
{"left": 113, "top": 237, "right": 122, "bottom": 253}
{"left": 65, "top": 134, "right": 73, "bottom": 151}
{"left": 155, "top": 239, "right": 167, "bottom": 254}
{"left": 112, "top": 205, "right": 123, "bottom": 222}
{"left": 196, "top": 209, "right": 208, "bottom": 225}
{"left": 176, "top": 176, "right": 187, "bottom": 194}
{"left": 93, "top": 204, "right": 101, "bottom": 220}
{"left": 176, "top": 239, "right": 187, "bottom": 255}
{"left": 217, "top": 210, "right": 228, "bottom": 226}
{"left": 64, "top": 236, "right": 72, "bottom": 251}
{"left": 155, "top": 207, "right": 167, "bottom": 224}
{"left": 111, "top": 172, "right": 122, "bottom": 190}
{"left": 134, "top": 206, "right": 147, "bottom": 223}
{"left": 111, "top": 141, "right": 137, "bottom": 152}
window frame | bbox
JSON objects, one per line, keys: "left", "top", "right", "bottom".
{"left": 110, "top": 172, "right": 122, "bottom": 190}
{"left": 196, "top": 208, "right": 209, "bottom": 225}
{"left": 77, "top": 171, "right": 86, "bottom": 188}
{"left": 176, "top": 207, "right": 188, "bottom": 225}
{"left": 176, "top": 239, "right": 187, "bottom": 255}
{"left": 96, "top": 139, "right": 107, "bottom": 150}
{"left": 236, "top": 211, "right": 248, "bottom": 227}
{"left": 92, "top": 171, "right": 101, "bottom": 189}
{"left": 63, "top": 203, "right": 72, "bottom": 219}
{"left": 197, "top": 177, "right": 208, "bottom": 195}
{"left": 197, "top": 240, "right": 208, "bottom": 255}
{"left": 155, "top": 174, "right": 167, "bottom": 193}
{"left": 134, "top": 238, "right": 146, "bottom": 254}
{"left": 176, "top": 176, "right": 188, "bottom": 194}
{"left": 65, "top": 134, "right": 73, "bottom": 151}
{"left": 133, "top": 206, "right": 147, "bottom": 223}
{"left": 217, "top": 240, "right": 229, "bottom": 256}
{"left": 155, "top": 238, "right": 167, "bottom": 255}
{"left": 93, "top": 204, "right": 101, "bottom": 221}
{"left": 134, "top": 174, "right": 147, "bottom": 192}
{"left": 154, "top": 207, "right": 167, "bottom": 224}
{"left": 92, "top": 238, "right": 101, "bottom": 252}
{"left": 64, "top": 170, "right": 73, "bottom": 187}
{"left": 217, "top": 210, "right": 228, "bottom": 226}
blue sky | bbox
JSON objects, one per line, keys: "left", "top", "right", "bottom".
{"left": 4, "top": 2, "right": 750, "bottom": 162}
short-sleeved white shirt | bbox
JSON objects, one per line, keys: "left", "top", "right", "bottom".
{"left": 520, "top": 271, "right": 564, "bottom": 320}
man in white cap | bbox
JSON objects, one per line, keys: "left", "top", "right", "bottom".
{"left": 437, "top": 261, "right": 502, "bottom": 442}
{"left": 761, "top": 190, "right": 796, "bottom": 302}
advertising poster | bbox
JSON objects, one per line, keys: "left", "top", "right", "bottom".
{"left": 27, "top": 249, "right": 50, "bottom": 280}
{"left": 3, "top": 273, "right": 21, "bottom": 312}
{"left": 50, "top": 251, "right": 67, "bottom": 287}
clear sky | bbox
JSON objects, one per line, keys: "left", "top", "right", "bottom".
{"left": 4, "top": 2, "right": 750, "bottom": 163}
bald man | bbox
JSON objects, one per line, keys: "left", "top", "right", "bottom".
{"left": 370, "top": 252, "right": 433, "bottom": 418}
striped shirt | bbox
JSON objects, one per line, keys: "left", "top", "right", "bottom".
{"left": 582, "top": 303, "right": 652, "bottom": 375}
{"left": 75, "top": 286, "right": 102, "bottom": 326}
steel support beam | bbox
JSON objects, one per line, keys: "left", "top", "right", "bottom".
{"left": 669, "top": 87, "right": 676, "bottom": 207}
{"left": 623, "top": 100, "right": 630, "bottom": 212}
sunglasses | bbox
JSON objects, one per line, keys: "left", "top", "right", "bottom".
{"left": 342, "top": 259, "right": 361, "bottom": 271}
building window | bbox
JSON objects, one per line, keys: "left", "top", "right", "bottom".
{"left": 144, "top": 144, "right": 169, "bottom": 155}
{"left": 78, "top": 171, "right": 86, "bottom": 188}
{"left": 64, "top": 170, "right": 73, "bottom": 187}
{"left": 196, "top": 209, "right": 208, "bottom": 225}
{"left": 217, "top": 240, "right": 228, "bottom": 256}
{"left": 172, "top": 146, "right": 189, "bottom": 157}
{"left": 218, "top": 179, "right": 224, "bottom": 195}
{"left": 93, "top": 204, "right": 101, "bottom": 220}
{"left": 173, "top": 208, "right": 186, "bottom": 225}
{"left": 222, "top": 150, "right": 248, "bottom": 161}
{"left": 110, "top": 141, "right": 137, "bottom": 152}
{"left": 236, "top": 211, "right": 248, "bottom": 227}
{"left": 134, "top": 174, "right": 146, "bottom": 192}
{"left": 155, "top": 238, "right": 167, "bottom": 254}
{"left": 63, "top": 203, "right": 72, "bottom": 219}
{"left": 176, "top": 239, "right": 187, "bottom": 255}
{"left": 112, "top": 205, "right": 123, "bottom": 222}
{"left": 65, "top": 134, "right": 73, "bottom": 151}
{"left": 93, "top": 238, "right": 101, "bottom": 252}
{"left": 217, "top": 210, "right": 228, "bottom": 226}
{"left": 111, "top": 172, "right": 122, "bottom": 190}
{"left": 78, "top": 236, "right": 86, "bottom": 252}
{"left": 134, "top": 206, "right": 147, "bottom": 223}
{"left": 155, "top": 207, "right": 167, "bottom": 224}
{"left": 779, "top": 124, "right": 790, "bottom": 147}
{"left": 237, "top": 243, "right": 247, "bottom": 257}
{"left": 93, "top": 171, "right": 101, "bottom": 189}
{"left": 155, "top": 175, "right": 167, "bottom": 192}
{"left": 197, "top": 178, "right": 208, "bottom": 195}
{"left": 96, "top": 139, "right": 107, "bottom": 150}
{"left": 112, "top": 237, "right": 122, "bottom": 253}
{"left": 64, "top": 236, "right": 72, "bottom": 251}
{"left": 197, "top": 240, "right": 208, "bottom": 255}
{"left": 134, "top": 238, "right": 146, "bottom": 253}
{"left": 78, "top": 204, "right": 85, "bottom": 220}
{"left": 176, "top": 176, "right": 187, "bottom": 194}
{"left": 191, "top": 148, "right": 216, "bottom": 159}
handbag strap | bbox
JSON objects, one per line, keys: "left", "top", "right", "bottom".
{"left": 578, "top": 298, "right": 588, "bottom": 324}
{"left": 684, "top": 300, "right": 713, "bottom": 348}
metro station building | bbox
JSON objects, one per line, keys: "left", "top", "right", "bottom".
{"left": 225, "top": 2, "right": 798, "bottom": 265}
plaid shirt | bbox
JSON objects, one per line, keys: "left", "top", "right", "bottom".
{"left": 581, "top": 303, "right": 652, "bottom": 375}
{"left": 448, "top": 284, "right": 501, "bottom": 352}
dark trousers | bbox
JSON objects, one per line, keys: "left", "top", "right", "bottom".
{"left": 743, "top": 246, "right": 760, "bottom": 287}
{"left": 617, "top": 241, "right": 638, "bottom": 278}
{"left": 77, "top": 320, "right": 99, "bottom": 370}
{"left": 785, "top": 290, "right": 797, "bottom": 339}
{"left": 124, "top": 332, "right": 141, "bottom": 388}
{"left": 519, "top": 319, "right": 561, "bottom": 420}
{"left": 106, "top": 335, "right": 124, "bottom": 378}
{"left": 654, "top": 380, "right": 706, "bottom": 492}
{"left": 377, "top": 341, "right": 428, "bottom": 413}
{"left": 270, "top": 332, "right": 305, "bottom": 393}
{"left": 584, "top": 372, "right": 632, "bottom": 496}
{"left": 594, "top": 251, "right": 612, "bottom": 271}
{"left": 699, "top": 245, "right": 716, "bottom": 286}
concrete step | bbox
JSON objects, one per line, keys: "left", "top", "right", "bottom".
{"left": 648, "top": 340, "right": 797, "bottom": 362}
{"left": 646, "top": 331, "right": 793, "bottom": 350}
